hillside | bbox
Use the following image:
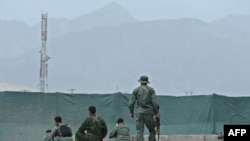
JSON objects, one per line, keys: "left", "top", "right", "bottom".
{"left": 1, "top": 3, "right": 250, "bottom": 96}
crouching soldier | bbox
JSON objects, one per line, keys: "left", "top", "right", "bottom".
{"left": 75, "top": 106, "right": 108, "bottom": 141}
{"left": 43, "top": 130, "right": 52, "bottom": 141}
{"left": 109, "top": 118, "right": 130, "bottom": 141}
{"left": 51, "top": 116, "right": 73, "bottom": 141}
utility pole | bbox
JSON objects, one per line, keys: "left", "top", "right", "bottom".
{"left": 68, "top": 88, "right": 76, "bottom": 94}
{"left": 184, "top": 91, "right": 194, "bottom": 96}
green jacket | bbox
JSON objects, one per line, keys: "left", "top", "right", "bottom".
{"left": 51, "top": 124, "right": 73, "bottom": 141}
{"left": 43, "top": 136, "right": 52, "bottom": 141}
{"left": 128, "top": 85, "right": 159, "bottom": 115}
{"left": 76, "top": 115, "right": 108, "bottom": 140}
{"left": 109, "top": 124, "right": 130, "bottom": 141}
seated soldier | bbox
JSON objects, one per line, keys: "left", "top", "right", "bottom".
{"left": 109, "top": 118, "right": 130, "bottom": 141}
{"left": 51, "top": 116, "right": 73, "bottom": 141}
{"left": 75, "top": 106, "right": 108, "bottom": 141}
{"left": 43, "top": 129, "right": 52, "bottom": 141}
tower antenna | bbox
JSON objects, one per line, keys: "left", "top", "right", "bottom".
{"left": 40, "top": 12, "right": 50, "bottom": 93}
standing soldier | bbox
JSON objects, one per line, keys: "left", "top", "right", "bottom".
{"left": 75, "top": 106, "right": 108, "bottom": 141}
{"left": 128, "top": 75, "right": 160, "bottom": 141}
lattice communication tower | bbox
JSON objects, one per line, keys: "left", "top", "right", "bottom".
{"left": 40, "top": 12, "right": 50, "bottom": 93}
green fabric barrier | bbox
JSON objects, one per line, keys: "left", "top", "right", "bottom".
{"left": 0, "top": 92, "right": 250, "bottom": 141}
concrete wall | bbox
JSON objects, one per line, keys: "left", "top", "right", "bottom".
{"left": 103, "top": 135, "right": 223, "bottom": 141}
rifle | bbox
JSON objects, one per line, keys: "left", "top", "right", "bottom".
{"left": 155, "top": 116, "right": 160, "bottom": 141}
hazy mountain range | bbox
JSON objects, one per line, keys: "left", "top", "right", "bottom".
{"left": 1, "top": 3, "right": 250, "bottom": 96}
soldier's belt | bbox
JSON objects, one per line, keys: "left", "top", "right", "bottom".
{"left": 87, "top": 133, "right": 102, "bottom": 138}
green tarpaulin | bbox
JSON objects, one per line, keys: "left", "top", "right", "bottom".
{"left": 0, "top": 92, "right": 250, "bottom": 141}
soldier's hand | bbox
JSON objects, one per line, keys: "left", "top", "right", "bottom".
{"left": 156, "top": 113, "right": 160, "bottom": 118}
{"left": 130, "top": 113, "right": 134, "bottom": 118}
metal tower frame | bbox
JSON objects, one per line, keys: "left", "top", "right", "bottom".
{"left": 40, "top": 12, "right": 50, "bottom": 93}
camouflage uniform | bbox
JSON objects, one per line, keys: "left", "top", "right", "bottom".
{"left": 109, "top": 123, "right": 130, "bottom": 141}
{"left": 75, "top": 115, "right": 108, "bottom": 141}
{"left": 128, "top": 76, "right": 159, "bottom": 141}
{"left": 43, "top": 136, "right": 52, "bottom": 141}
{"left": 51, "top": 124, "right": 73, "bottom": 141}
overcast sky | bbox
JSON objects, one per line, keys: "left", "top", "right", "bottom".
{"left": 0, "top": 0, "right": 249, "bottom": 25}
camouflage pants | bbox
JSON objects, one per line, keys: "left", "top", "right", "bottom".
{"left": 136, "top": 114, "right": 156, "bottom": 141}
{"left": 52, "top": 136, "right": 73, "bottom": 141}
{"left": 75, "top": 133, "right": 102, "bottom": 141}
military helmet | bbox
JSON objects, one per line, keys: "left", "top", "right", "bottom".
{"left": 138, "top": 75, "right": 150, "bottom": 84}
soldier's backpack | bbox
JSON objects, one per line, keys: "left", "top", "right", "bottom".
{"left": 60, "top": 124, "right": 72, "bottom": 137}
{"left": 135, "top": 86, "right": 151, "bottom": 105}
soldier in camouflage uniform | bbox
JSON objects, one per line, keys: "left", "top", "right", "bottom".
{"left": 75, "top": 106, "right": 108, "bottom": 141}
{"left": 128, "top": 75, "right": 160, "bottom": 141}
{"left": 51, "top": 116, "right": 73, "bottom": 141}
{"left": 109, "top": 118, "right": 130, "bottom": 141}
{"left": 43, "top": 130, "right": 52, "bottom": 141}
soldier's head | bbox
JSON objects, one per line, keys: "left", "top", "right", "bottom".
{"left": 117, "top": 118, "right": 124, "bottom": 124}
{"left": 54, "top": 116, "right": 62, "bottom": 126}
{"left": 138, "top": 75, "right": 150, "bottom": 85}
{"left": 88, "top": 106, "right": 96, "bottom": 115}
{"left": 45, "top": 130, "right": 51, "bottom": 137}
